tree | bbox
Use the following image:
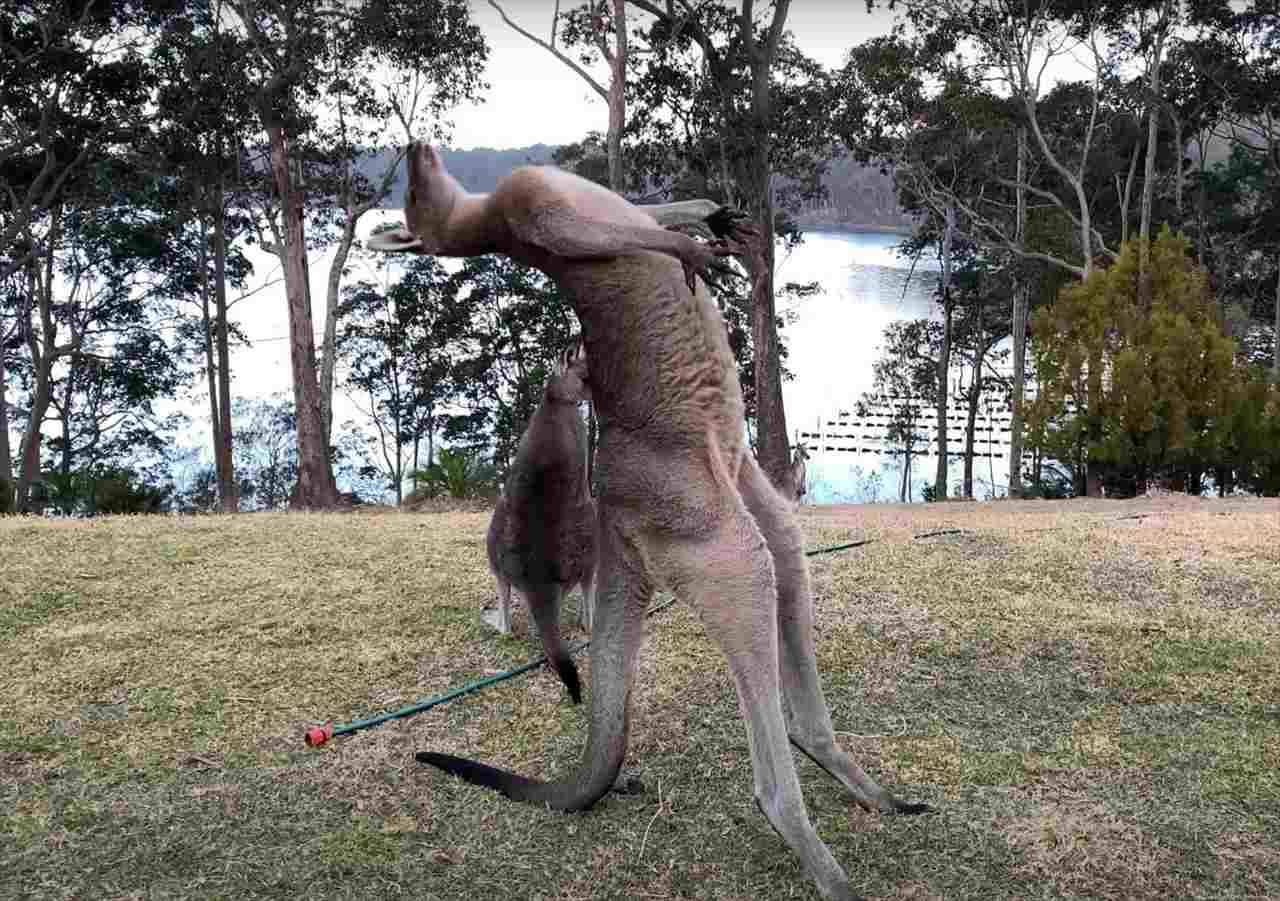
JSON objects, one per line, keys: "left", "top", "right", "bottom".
{"left": 223, "top": 0, "right": 487, "bottom": 509}
{"left": 312, "top": 3, "right": 487, "bottom": 443}
{"left": 491, "top": 0, "right": 629, "bottom": 194}
{"left": 1028, "top": 229, "right": 1238, "bottom": 496}
{"left": 0, "top": 0, "right": 167, "bottom": 282}
{"left": 338, "top": 256, "right": 469, "bottom": 503}
{"left": 7, "top": 186, "right": 192, "bottom": 512}
{"left": 232, "top": 394, "right": 298, "bottom": 510}
{"left": 949, "top": 259, "right": 1011, "bottom": 498}
{"left": 146, "top": 7, "right": 265, "bottom": 513}
{"left": 625, "top": 0, "right": 828, "bottom": 494}
{"left": 861, "top": 318, "right": 939, "bottom": 502}
{"left": 441, "top": 254, "right": 581, "bottom": 474}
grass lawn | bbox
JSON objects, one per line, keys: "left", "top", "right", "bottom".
{"left": 2, "top": 496, "right": 1278, "bottom": 900}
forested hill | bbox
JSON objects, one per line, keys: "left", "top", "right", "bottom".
{"left": 367, "top": 145, "right": 915, "bottom": 233}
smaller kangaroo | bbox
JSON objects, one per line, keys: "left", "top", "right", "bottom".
{"left": 791, "top": 442, "right": 809, "bottom": 503}
{"left": 483, "top": 339, "right": 595, "bottom": 704}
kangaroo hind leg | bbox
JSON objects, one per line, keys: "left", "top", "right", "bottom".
{"left": 666, "top": 511, "right": 856, "bottom": 901}
{"left": 736, "top": 458, "right": 931, "bottom": 816}
{"left": 482, "top": 577, "right": 514, "bottom": 634}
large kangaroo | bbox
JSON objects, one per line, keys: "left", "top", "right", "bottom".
{"left": 371, "top": 144, "right": 929, "bottom": 901}
{"left": 484, "top": 339, "right": 596, "bottom": 704}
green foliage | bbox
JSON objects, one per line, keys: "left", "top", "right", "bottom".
{"left": 232, "top": 396, "right": 298, "bottom": 511}
{"left": 90, "top": 467, "right": 173, "bottom": 514}
{"left": 406, "top": 448, "right": 496, "bottom": 502}
{"left": 1220, "top": 370, "right": 1280, "bottom": 496}
{"left": 438, "top": 255, "right": 579, "bottom": 471}
{"left": 1028, "top": 229, "right": 1259, "bottom": 492}
{"left": 37, "top": 467, "right": 172, "bottom": 515}
{"left": 42, "top": 471, "right": 95, "bottom": 515}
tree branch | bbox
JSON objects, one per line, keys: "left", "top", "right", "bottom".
{"left": 488, "top": 0, "right": 608, "bottom": 100}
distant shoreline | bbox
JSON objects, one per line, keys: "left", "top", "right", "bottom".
{"left": 799, "top": 223, "right": 915, "bottom": 237}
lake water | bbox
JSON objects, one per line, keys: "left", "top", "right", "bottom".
{"left": 778, "top": 230, "right": 1014, "bottom": 504}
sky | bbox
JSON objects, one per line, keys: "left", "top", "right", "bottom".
{"left": 446, "top": 1, "right": 899, "bottom": 151}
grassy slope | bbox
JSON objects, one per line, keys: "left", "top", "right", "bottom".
{"left": 2, "top": 497, "right": 1278, "bottom": 900}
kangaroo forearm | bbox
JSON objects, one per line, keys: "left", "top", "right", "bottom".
{"left": 529, "top": 209, "right": 704, "bottom": 266}
{"left": 638, "top": 199, "right": 723, "bottom": 228}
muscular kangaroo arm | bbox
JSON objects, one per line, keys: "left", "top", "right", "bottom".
{"left": 639, "top": 199, "right": 723, "bottom": 229}
{"left": 518, "top": 206, "right": 718, "bottom": 265}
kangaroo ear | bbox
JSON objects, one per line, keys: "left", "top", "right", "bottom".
{"left": 366, "top": 228, "right": 423, "bottom": 253}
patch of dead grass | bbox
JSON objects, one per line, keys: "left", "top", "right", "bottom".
{"left": 2, "top": 497, "right": 1278, "bottom": 900}
{"left": 1000, "top": 800, "right": 1176, "bottom": 897}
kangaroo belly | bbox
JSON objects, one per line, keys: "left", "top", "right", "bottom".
{"left": 560, "top": 253, "right": 746, "bottom": 527}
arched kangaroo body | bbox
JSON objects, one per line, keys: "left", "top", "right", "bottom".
{"left": 485, "top": 340, "right": 596, "bottom": 702}
{"left": 374, "top": 143, "right": 929, "bottom": 901}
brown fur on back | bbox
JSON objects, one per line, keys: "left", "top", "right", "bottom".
{"left": 486, "top": 358, "right": 596, "bottom": 598}
{"left": 485, "top": 375, "right": 595, "bottom": 599}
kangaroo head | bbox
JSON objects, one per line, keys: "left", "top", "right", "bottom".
{"left": 546, "top": 338, "right": 591, "bottom": 404}
{"left": 366, "top": 143, "right": 459, "bottom": 254}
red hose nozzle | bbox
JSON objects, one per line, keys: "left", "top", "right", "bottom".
{"left": 304, "top": 723, "right": 334, "bottom": 748}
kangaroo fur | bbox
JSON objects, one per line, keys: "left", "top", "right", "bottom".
{"left": 485, "top": 339, "right": 596, "bottom": 702}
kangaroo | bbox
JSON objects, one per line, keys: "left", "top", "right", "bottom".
{"left": 791, "top": 442, "right": 810, "bottom": 503}
{"left": 484, "top": 339, "right": 596, "bottom": 704}
{"left": 372, "top": 143, "right": 930, "bottom": 901}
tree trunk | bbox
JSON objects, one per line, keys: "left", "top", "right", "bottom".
{"left": 16, "top": 363, "right": 53, "bottom": 512}
{"left": 934, "top": 203, "right": 955, "bottom": 499}
{"left": 199, "top": 215, "right": 223, "bottom": 501}
{"left": 962, "top": 305, "right": 987, "bottom": 500}
{"left": 747, "top": 192, "right": 791, "bottom": 491}
{"left": 15, "top": 211, "right": 61, "bottom": 513}
{"left": 1274, "top": 254, "right": 1280, "bottom": 380}
{"left": 1138, "top": 2, "right": 1171, "bottom": 310}
{"left": 0, "top": 338, "right": 11, "bottom": 502}
{"left": 213, "top": 181, "right": 237, "bottom": 512}
{"left": 320, "top": 217, "right": 357, "bottom": 439}
{"left": 742, "top": 2, "right": 793, "bottom": 495}
{"left": 1084, "top": 360, "right": 1105, "bottom": 499}
{"left": 1171, "top": 108, "right": 1184, "bottom": 219}
{"left": 1008, "top": 126, "right": 1029, "bottom": 499}
{"left": 963, "top": 376, "right": 978, "bottom": 499}
{"left": 606, "top": 0, "right": 626, "bottom": 194}
{"left": 1121, "top": 137, "right": 1140, "bottom": 245}
{"left": 267, "top": 124, "right": 338, "bottom": 510}
{"left": 60, "top": 358, "right": 75, "bottom": 478}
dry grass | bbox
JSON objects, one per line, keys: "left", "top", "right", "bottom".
{"left": 2, "top": 496, "right": 1278, "bottom": 900}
